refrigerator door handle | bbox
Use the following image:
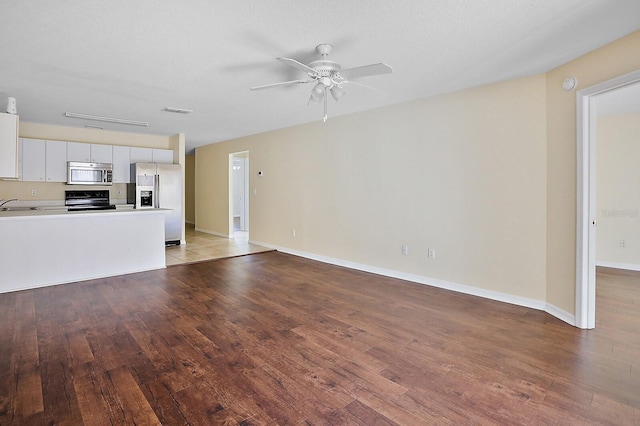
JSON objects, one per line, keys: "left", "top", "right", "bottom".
{"left": 155, "top": 174, "right": 160, "bottom": 208}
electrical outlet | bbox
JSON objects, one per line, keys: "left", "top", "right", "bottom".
{"left": 402, "top": 245, "right": 408, "bottom": 255}
{"left": 31, "top": 189, "right": 37, "bottom": 196}
{"left": 291, "top": 229, "right": 296, "bottom": 237}
{"left": 428, "top": 248, "right": 436, "bottom": 259}
{"left": 620, "top": 239, "right": 626, "bottom": 248}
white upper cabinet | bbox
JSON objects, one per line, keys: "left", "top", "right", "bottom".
{"left": 21, "top": 138, "right": 46, "bottom": 182}
{"left": 45, "top": 140, "right": 68, "bottom": 182}
{"left": 22, "top": 139, "right": 68, "bottom": 182}
{"left": 18, "top": 139, "right": 176, "bottom": 183}
{"left": 112, "top": 145, "right": 131, "bottom": 183}
{"left": 67, "top": 142, "right": 91, "bottom": 162}
{"left": 91, "top": 144, "right": 113, "bottom": 163}
{"left": 130, "top": 147, "right": 153, "bottom": 163}
{"left": 0, "top": 113, "right": 19, "bottom": 179}
{"left": 68, "top": 142, "right": 113, "bottom": 163}
{"left": 152, "top": 149, "right": 174, "bottom": 164}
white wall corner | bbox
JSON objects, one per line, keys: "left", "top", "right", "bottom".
{"left": 196, "top": 227, "right": 230, "bottom": 238}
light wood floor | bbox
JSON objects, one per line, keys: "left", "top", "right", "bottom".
{"left": 165, "top": 223, "right": 273, "bottom": 266}
{"left": 1, "top": 254, "right": 638, "bottom": 424}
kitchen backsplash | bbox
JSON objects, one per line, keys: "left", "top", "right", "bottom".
{"left": 0, "top": 181, "right": 129, "bottom": 205}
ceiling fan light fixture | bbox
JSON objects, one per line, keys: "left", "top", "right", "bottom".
{"left": 251, "top": 42, "right": 392, "bottom": 122}
{"left": 310, "top": 83, "right": 325, "bottom": 103}
{"left": 330, "top": 86, "right": 345, "bottom": 101}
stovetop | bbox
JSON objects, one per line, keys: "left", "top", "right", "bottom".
{"left": 65, "top": 189, "right": 115, "bottom": 211}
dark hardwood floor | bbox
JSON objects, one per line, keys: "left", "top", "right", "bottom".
{"left": 1, "top": 253, "right": 638, "bottom": 424}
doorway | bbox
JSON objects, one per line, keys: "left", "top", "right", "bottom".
{"left": 230, "top": 151, "right": 249, "bottom": 237}
{"left": 576, "top": 69, "right": 640, "bottom": 329}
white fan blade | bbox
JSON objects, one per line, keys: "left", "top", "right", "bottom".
{"left": 250, "top": 79, "right": 312, "bottom": 91}
{"left": 277, "top": 57, "right": 319, "bottom": 76}
{"left": 339, "top": 63, "right": 392, "bottom": 80}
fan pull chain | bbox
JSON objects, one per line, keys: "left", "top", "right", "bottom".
{"left": 323, "top": 86, "right": 328, "bottom": 122}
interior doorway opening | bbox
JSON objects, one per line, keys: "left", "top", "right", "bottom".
{"left": 576, "top": 69, "right": 640, "bottom": 329}
{"left": 230, "top": 151, "right": 250, "bottom": 238}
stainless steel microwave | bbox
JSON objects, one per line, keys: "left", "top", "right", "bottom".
{"left": 67, "top": 161, "right": 113, "bottom": 185}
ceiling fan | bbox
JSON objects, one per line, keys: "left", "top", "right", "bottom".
{"left": 250, "top": 44, "right": 392, "bottom": 122}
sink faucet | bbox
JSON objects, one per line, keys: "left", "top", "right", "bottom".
{"left": 0, "top": 198, "right": 18, "bottom": 208}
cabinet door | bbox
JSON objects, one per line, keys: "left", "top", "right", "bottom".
{"left": 67, "top": 142, "right": 91, "bottom": 162}
{"left": 45, "top": 140, "right": 68, "bottom": 182}
{"left": 130, "top": 147, "right": 153, "bottom": 163}
{"left": 112, "top": 145, "right": 131, "bottom": 183}
{"left": 91, "top": 144, "right": 113, "bottom": 163}
{"left": 0, "top": 113, "right": 18, "bottom": 178}
{"left": 152, "top": 149, "right": 174, "bottom": 164}
{"left": 21, "top": 138, "right": 46, "bottom": 182}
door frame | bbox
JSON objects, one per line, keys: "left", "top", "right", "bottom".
{"left": 575, "top": 69, "right": 640, "bottom": 329}
{"left": 229, "top": 151, "right": 250, "bottom": 236}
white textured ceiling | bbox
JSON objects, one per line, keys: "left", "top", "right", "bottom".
{"left": 2, "top": 0, "right": 640, "bottom": 153}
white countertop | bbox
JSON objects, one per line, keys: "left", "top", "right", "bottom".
{"left": 0, "top": 206, "right": 166, "bottom": 219}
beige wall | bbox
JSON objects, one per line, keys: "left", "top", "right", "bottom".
{"left": 596, "top": 113, "right": 640, "bottom": 267}
{"left": 185, "top": 154, "right": 195, "bottom": 223}
{"left": 0, "top": 181, "right": 128, "bottom": 203}
{"left": 545, "top": 30, "right": 640, "bottom": 313}
{"left": 197, "top": 74, "right": 548, "bottom": 302}
{"left": 196, "top": 30, "right": 640, "bottom": 316}
{"left": 19, "top": 121, "right": 172, "bottom": 148}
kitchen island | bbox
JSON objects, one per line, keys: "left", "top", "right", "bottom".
{"left": 0, "top": 208, "right": 167, "bottom": 293}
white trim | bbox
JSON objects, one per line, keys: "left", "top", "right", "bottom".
{"left": 576, "top": 91, "right": 591, "bottom": 329}
{"left": 576, "top": 69, "right": 640, "bottom": 330}
{"left": 250, "top": 241, "right": 575, "bottom": 325}
{"left": 545, "top": 303, "right": 576, "bottom": 326}
{"left": 596, "top": 261, "right": 640, "bottom": 272}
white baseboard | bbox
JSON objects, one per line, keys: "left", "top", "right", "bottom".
{"left": 544, "top": 303, "right": 575, "bottom": 326}
{"left": 596, "top": 260, "right": 640, "bottom": 272}
{"left": 185, "top": 220, "right": 195, "bottom": 225}
{"left": 249, "top": 241, "right": 575, "bottom": 326}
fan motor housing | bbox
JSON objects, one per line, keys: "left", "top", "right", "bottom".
{"left": 308, "top": 60, "right": 341, "bottom": 77}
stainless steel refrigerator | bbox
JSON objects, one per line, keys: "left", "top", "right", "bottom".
{"left": 128, "top": 163, "right": 183, "bottom": 245}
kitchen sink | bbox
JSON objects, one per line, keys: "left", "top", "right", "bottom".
{"left": 0, "top": 206, "right": 39, "bottom": 211}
